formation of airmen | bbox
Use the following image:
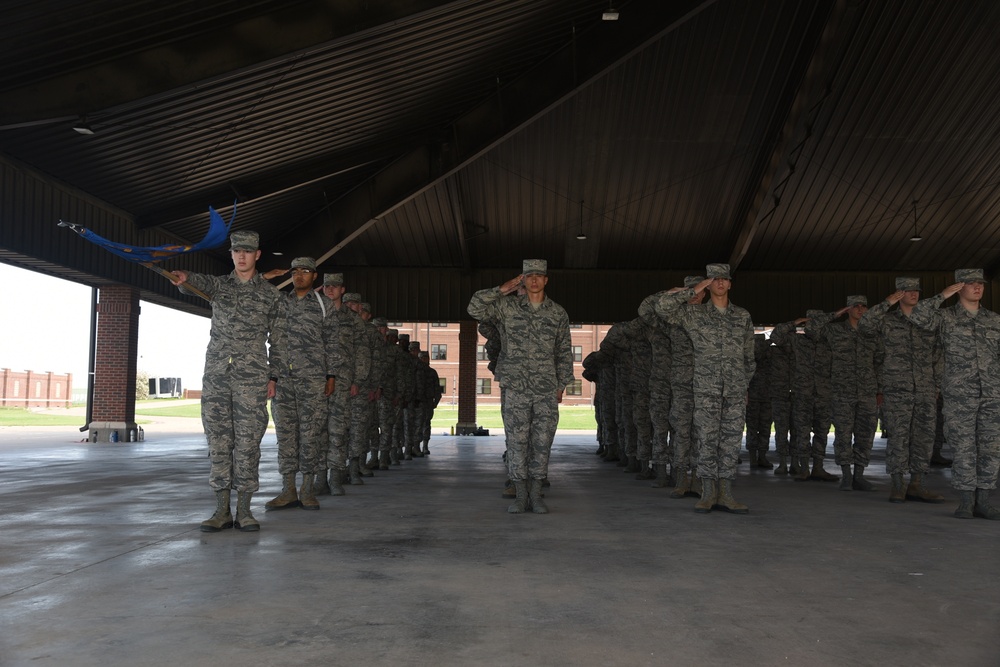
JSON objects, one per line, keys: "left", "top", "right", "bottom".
{"left": 171, "top": 233, "right": 441, "bottom": 533}
{"left": 585, "top": 263, "right": 1000, "bottom": 521}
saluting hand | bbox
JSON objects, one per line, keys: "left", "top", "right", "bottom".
{"left": 942, "top": 282, "right": 964, "bottom": 299}
{"left": 499, "top": 275, "right": 524, "bottom": 295}
{"left": 886, "top": 290, "right": 905, "bottom": 305}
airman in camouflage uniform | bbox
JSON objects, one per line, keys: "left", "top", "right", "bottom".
{"left": 372, "top": 318, "right": 397, "bottom": 470}
{"left": 602, "top": 321, "right": 636, "bottom": 468}
{"left": 582, "top": 351, "right": 605, "bottom": 456}
{"left": 468, "top": 259, "right": 574, "bottom": 514}
{"left": 266, "top": 257, "right": 339, "bottom": 512}
{"left": 628, "top": 318, "right": 656, "bottom": 479}
{"left": 343, "top": 293, "right": 381, "bottom": 483}
{"left": 637, "top": 294, "right": 675, "bottom": 487}
{"left": 169, "top": 230, "right": 284, "bottom": 533}
{"left": 909, "top": 269, "right": 1000, "bottom": 520}
{"left": 359, "top": 303, "right": 387, "bottom": 473}
{"left": 746, "top": 333, "right": 773, "bottom": 469}
{"left": 417, "top": 350, "right": 442, "bottom": 454}
{"left": 858, "top": 277, "right": 944, "bottom": 504}
{"left": 811, "top": 296, "right": 882, "bottom": 492}
{"left": 653, "top": 264, "right": 755, "bottom": 514}
{"left": 642, "top": 275, "right": 705, "bottom": 498}
{"left": 395, "top": 334, "right": 417, "bottom": 461}
{"left": 767, "top": 337, "right": 794, "bottom": 474}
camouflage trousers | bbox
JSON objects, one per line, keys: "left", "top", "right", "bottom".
{"left": 326, "top": 384, "right": 350, "bottom": 473}
{"left": 392, "top": 398, "right": 408, "bottom": 450}
{"left": 633, "top": 391, "right": 653, "bottom": 462}
{"left": 421, "top": 405, "right": 433, "bottom": 443}
{"left": 379, "top": 397, "right": 400, "bottom": 452}
{"left": 831, "top": 395, "right": 878, "bottom": 467}
{"left": 693, "top": 391, "right": 746, "bottom": 481}
{"left": 745, "top": 398, "right": 772, "bottom": 456}
{"left": 599, "top": 383, "right": 619, "bottom": 453}
{"left": 942, "top": 393, "right": 1000, "bottom": 491}
{"left": 349, "top": 393, "right": 377, "bottom": 458}
{"left": 649, "top": 387, "right": 672, "bottom": 465}
{"left": 669, "top": 385, "right": 695, "bottom": 472}
{"left": 271, "top": 376, "right": 326, "bottom": 475}
{"left": 201, "top": 367, "right": 268, "bottom": 492}
{"left": 503, "top": 391, "right": 559, "bottom": 481}
{"left": 770, "top": 394, "right": 792, "bottom": 457}
{"left": 616, "top": 387, "right": 637, "bottom": 457}
{"left": 882, "top": 391, "right": 936, "bottom": 475}
{"left": 791, "top": 392, "right": 823, "bottom": 460}
{"left": 404, "top": 403, "right": 422, "bottom": 451}
{"left": 813, "top": 392, "right": 832, "bottom": 457}
{"left": 594, "top": 385, "right": 604, "bottom": 446}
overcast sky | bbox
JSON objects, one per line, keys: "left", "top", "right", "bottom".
{"left": 0, "top": 263, "right": 211, "bottom": 394}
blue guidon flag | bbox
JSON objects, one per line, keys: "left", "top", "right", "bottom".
{"left": 58, "top": 204, "right": 236, "bottom": 264}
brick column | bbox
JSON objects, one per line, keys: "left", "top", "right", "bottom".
{"left": 88, "top": 285, "right": 140, "bottom": 443}
{"left": 455, "top": 319, "right": 478, "bottom": 435}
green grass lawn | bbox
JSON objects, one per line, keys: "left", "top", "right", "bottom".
{"left": 0, "top": 407, "right": 83, "bottom": 426}
{"left": 430, "top": 405, "right": 597, "bottom": 430}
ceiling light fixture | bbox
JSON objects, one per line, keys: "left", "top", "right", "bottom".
{"left": 909, "top": 200, "right": 922, "bottom": 242}
{"left": 576, "top": 200, "right": 587, "bottom": 240}
{"left": 602, "top": 3, "right": 619, "bottom": 21}
{"left": 72, "top": 117, "right": 94, "bottom": 135}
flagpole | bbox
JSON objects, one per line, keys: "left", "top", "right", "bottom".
{"left": 140, "top": 262, "right": 212, "bottom": 302}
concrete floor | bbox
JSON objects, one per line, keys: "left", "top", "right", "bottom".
{"left": 0, "top": 420, "right": 997, "bottom": 667}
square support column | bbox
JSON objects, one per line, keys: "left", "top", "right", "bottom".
{"left": 88, "top": 285, "right": 140, "bottom": 443}
{"left": 455, "top": 319, "right": 478, "bottom": 435}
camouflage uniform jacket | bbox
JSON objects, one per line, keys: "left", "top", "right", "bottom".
{"left": 766, "top": 340, "right": 792, "bottom": 400}
{"left": 478, "top": 321, "right": 503, "bottom": 378}
{"left": 467, "top": 287, "right": 574, "bottom": 397}
{"left": 398, "top": 348, "right": 419, "bottom": 403}
{"left": 387, "top": 344, "right": 411, "bottom": 401}
{"left": 362, "top": 320, "right": 387, "bottom": 392}
{"left": 770, "top": 321, "right": 817, "bottom": 396}
{"left": 182, "top": 270, "right": 284, "bottom": 381}
{"left": 812, "top": 312, "right": 882, "bottom": 399}
{"left": 654, "top": 289, "right": 755, "bottom": 396}
{"left": 909, "top": 295, "right": 1000, "bottom": 398}
{"left": 748, "top": 335, "right": 770, "bottom": 399}
{"left": 330, "top": 305, "right": 363, "bottom": 388}
{"left": 600, "top": 323, "right": 633, "bottom": 391}
{"left": 275, "top": 290, "right": 339, "bottom": 381}
{"left": 627, "top": 319, "right": 653, "bottom": 394}
{"left": 379, "top": 334, "right": 398, "bottom": 400}
{"left": 858, "top": 301, "right": 941, "bottom": 397}
{"left": 638, "top": 294, "right": 673, "bottom": 388}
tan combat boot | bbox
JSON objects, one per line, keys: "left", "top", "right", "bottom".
{"left": 670, "top": 472, "right": 692, "bottom": 499}
{"left": 889, "top": 474, "right": 906, "bottom": 503}
{"left": 905, "top": 473, "right": 944, "bottom": 503}
{"left": 529, "top": 479, "right": 549, "bottom": 514}
{"left": 694, "top": 478, "right": 717, "bottom": 514}
{"left": 313, "top": 468, "right": 331, "bottom": 496}
{"left": 852, "top": 465, "right": 875, "bottom": 492}
{"left": 507, "top": 481, "right": 529, "bottom": 514}
{"left": 234, "top": 491, "right": 260, "bottom": 532}
{"left": 973, "top": 489, "right": 1000, "bottom": 520}
{"left": 200, "top": 489, "right": 233, "bottom": 532}
{"left": 299, "top": 474, "right": 320, "bottom": 510}
{"left": 954, "top": 491, "right": 974, "bottom": 519}
{"left": 264, "top": 473, "right": 300, "bottom": 510}
{"left": 810, "top": 458, "right": 839, "bottom": 481}
{"left": 714, "top": 479, "right": 749, "bottom": 514}
{"left": 774, "top": 455, "right": 788, "bottom": 475}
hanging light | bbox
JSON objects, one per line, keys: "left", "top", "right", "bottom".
{"left": 576, "top": 200, "right": 587, "bottom": 240}
{"left": 602, "top": 2, "right": 619, "bottom": 20}
{"left": 910, "top": 200, "right": 922, "bottom": 242}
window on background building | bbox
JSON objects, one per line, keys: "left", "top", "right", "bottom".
{"left": 476, "top": 344, "right": 487, "bottom": 361}
{"left": 431, "top": 322, "right": 448, "bottom": 327}
{"left": 35, "top": 382, "right": 42, "bottom": 397}
{"left": 431, "top": 344, "right": 448, "bottom": 360}
{"left": 569, "top": 323, "right": 583, "bottom": 329}
{"left": 438, "top": 378, "right": 447, "bottom": 394}
{"left": 566, "top": 379, "right": 583, "bottom": 396}
{"left": 387, "top": 321, "right": 404, "bottom": 327}
{"left": 476, "top": 378, "right": 492, "bottom": 395}
{"left": 572, "top": 345, "right": 583, "bottom": 362}
{"left": 13, "top": 380, "right": 19, "bottom": 397}
{"left": 55, "top": 384, "right": 61, "bottom": 398}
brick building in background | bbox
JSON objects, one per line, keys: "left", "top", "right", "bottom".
{"left": 1, "top": 369, "right": 73, "bottom": 408}
{"left": 388, "top": 322, "right": 610, "bottom": 407}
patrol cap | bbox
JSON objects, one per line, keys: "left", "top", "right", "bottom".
{"left": 409, "top": 341, "right": 421, "bottom": 351}
{"left": 956, "top": 268, "right": 985, "bottom": 283}
{"left": 806, "top": 309, "right": 824, "bottom": 319}
{"left": 373, "top": 317, "right": 387, "bottom": 327}
{"left": 230, "top": 230, "right": 259, "bottom": 251}
{"left": 323, "top": 273, "right": 344, "bottom": 287}
{"left": 846, "top": 295, "right": 868, "bottom": 307}
{"left": 398, "top": 333, "right": 410, "bottom": 343}
{"left": 706, "top": 263, "right": 731, "bottom": 280}
{"left": 418, "top": 351, "right": 429, "bottom": 360}
{"left": 343, "top": 292, "right": 362, "bottom": 303}
{"left": 683, "top": 275, "right": 705, "bottom": 288}
{"left": 361, "top": 302, "right": 372, "bottom": 313}
{"left": 522, "top": 259, "right": 547, "bottom": 275}
{"left": 387, "top": 328, "right": 399, "bottom": 338}
{"left": 290, "top": 257, "right": 316, "bottom": 271}
{"left": 895, "top": 277, "right": 920, "bottom": 291}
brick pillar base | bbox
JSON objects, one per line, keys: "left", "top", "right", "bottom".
{"left": 456, "top": 319, "right": 478, "bottom": 435}
{"left": 88, "top": 285, "right": 140, "bottom": 443}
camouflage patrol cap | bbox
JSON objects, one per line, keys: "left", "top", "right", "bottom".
{"left": 230, "top": 230, "right": 259, "bottom": 251}
{"left": 706, "top": 263, "right": 731, "bottom": 280}
{"left": 846, "top": 295, "right": 868, "bottom": 307}
{"left": 895, "top": 277, "right": 920, "bottom": 291}
{"left": 684, "top": 275, "right": 705, "bottom": 288}
{"left": 398, "top": 333, "right": 410, "bottom": 343}
{"left": 361, "top": 302, "right": 372, "bottom": 313}
{"left": 323, "top": 273, "right": 344, "bottom": 287}
{"left": 373, "top": 317, "right": 387, "bottom": 327}
{"left": 387, "top": 328, "right": 398, "bottom": 338}
{"left": 806, "top": 309, "right": 824, "bottom": 319}
{"left": 418, "top": 351, "right": 430, "bottom": 360}
{"left": 409, "top": 341, "right": 421, "bottom": 351}
{"left": 290, "top": 257, "right": 316, "bottom": 271}
{"left": 522, "top": 259, "right": 547, "bottom": 275}
{"left": 956, "top": 268, "right": 985, "bottom": 283}
{"left": 343, "top": 292, "right": 362, "bottom": 303}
